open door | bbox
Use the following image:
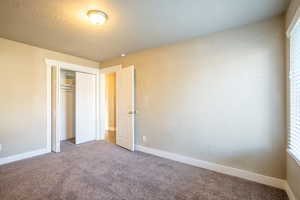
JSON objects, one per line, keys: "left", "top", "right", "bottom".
{"left": 116, "top": 66, "right": 135, "bottom": 151}
{"left": 51, "top": 66, "right": 61, "bottom": 152}
{"left": 75, "top": 72, "right": 96, "bottom": 144}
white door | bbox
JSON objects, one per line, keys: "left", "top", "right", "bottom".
{"left": 51, "top": 66, "right": 61, "bottom": 152}
{"left": 75, "top": 72, "right": 96, "bottom": 144}
{"left": 116, "top": 66, "right": 135, "bottom": 151}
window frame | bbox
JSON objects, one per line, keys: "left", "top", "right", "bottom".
{"left": 287, "top": 7, "right": 300, "bottom": 166}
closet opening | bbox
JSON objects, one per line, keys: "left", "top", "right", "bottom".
{"left": 103, "top": 72, "right": 116, "bottom": 144}
{"left": 46, "top": 59, "right": 100, "bottom": 153}
{"left": 60, "top": 70, "right": 76, "bottom": 147}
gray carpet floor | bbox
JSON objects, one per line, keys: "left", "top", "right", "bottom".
{"left": 0, "top": 141, "right": 288, "bottom": 200}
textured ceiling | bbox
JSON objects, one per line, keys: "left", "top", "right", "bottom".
{"left": 0, "top": 0, "right": 290, "bottom": 61}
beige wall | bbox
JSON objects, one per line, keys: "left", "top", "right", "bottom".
{"left": 105, "top": 73, "right": 116, "bottom": 129}
{"left": 286, "top": 1, "right": 300, "bottom": 199}
{"left": 0, "top": 37, "right": 99, "bottom": 158}
{"left": 101, "top": 16, "right": 286, "bottom": 179}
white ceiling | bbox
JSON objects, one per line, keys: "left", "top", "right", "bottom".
{"left": 0, "top": 0, "right": 290, "bottom": 61}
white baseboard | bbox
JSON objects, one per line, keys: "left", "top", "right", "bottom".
{"left": 136, "top": 145, "right": 286, "bottom": 190}
{"left": 0, "top": 148, "right": 50, "bottom": 166}
{"left": 285, "top": 182, "right": 297, "bottom": 200}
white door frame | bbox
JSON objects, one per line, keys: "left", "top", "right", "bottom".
{"left": 45, "top": 58, "right": 101, "bottom": 152}
{"left": 99, "top": 65, "right": 122, "bottom": 140}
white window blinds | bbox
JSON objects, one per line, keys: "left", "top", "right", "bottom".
{"left": 289, "top": 22, "right": 300, "bottom": 164}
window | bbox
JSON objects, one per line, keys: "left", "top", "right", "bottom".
{"left": 289, "top": 20, "right": 300, "bottom": 165}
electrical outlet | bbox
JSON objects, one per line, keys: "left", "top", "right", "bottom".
{"left": 142, "top": 136, "right": 147, "bottom": 144}
{"left": 0, "top": 144, "right": 2, "bottom": 152}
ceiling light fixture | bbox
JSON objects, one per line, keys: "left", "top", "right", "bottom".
{"left": 87, "top": 10, "right": 108, "bottom": 25}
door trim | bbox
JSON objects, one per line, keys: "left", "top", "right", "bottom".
{"left": 45, "top": 59, "right": 100, "bottom": 152}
